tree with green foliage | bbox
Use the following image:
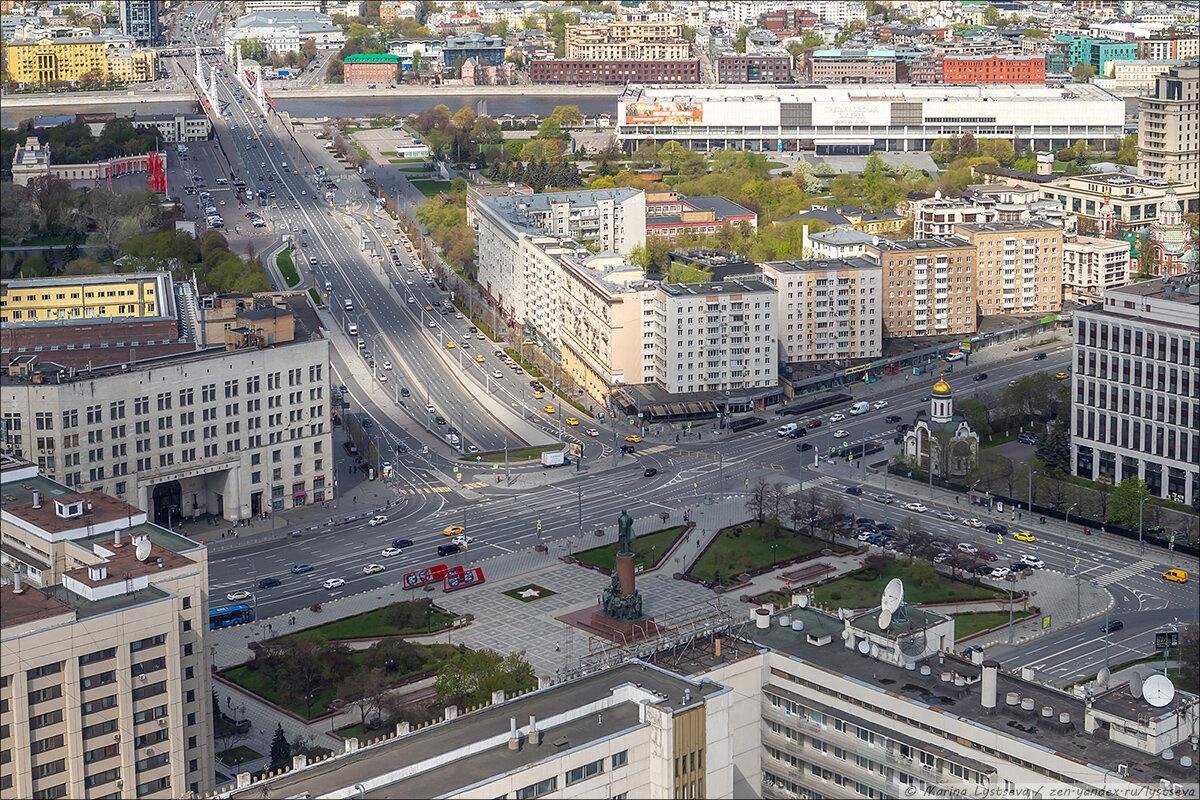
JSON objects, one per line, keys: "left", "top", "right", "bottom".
{"left": 734, "top": 26, "right": 749, "bottom": 53}
{"left": 434, "top": 648, "right": 535, "bottom": 709}
{"left": 958, "top": 398, "right": 993, "bottom": 438}
{"left": 977, "top": 138, "right": 1015, "bottom": 166}
{"left": 18, "top": 254, "right": 49, "bottom": 277}
{"left": 1024, "top": 28, "right": 1048, "bottom": 38}
{"left": 269, "top": 724, "right": 291, "bottom": 771}
{"left": 1108, "top": 477, "right": 1151, "bottom": 529}
{"left": 931, "top": 137, "right": 956, "bottom": 165}
{"left": 1115, "top": 133, "right": 1138, "bottom": 166}
{"left": 983, "top": 6, "right": 1002, "bottom": 25}
{"left": 535, "top": 118, "right": 563, "bottom": 140}
{"left": 1071, "top": 63, "right": 1096, "bottom": 83}
{"left": 1035, "top": 421, "right": 1071, "bottom": 475}
{"left": 547, "top": 105, "right": 583, "bottom": 129}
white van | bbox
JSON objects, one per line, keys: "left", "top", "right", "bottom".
{"left": 324, "top": 281, "right": 333, "bottom": 292}
{"left": 849, "top": 402, "right": 870, "bottom": 415}
{"left": 343, "top": 299, "right": 354, "bottom": 311}
{"left": 776, "top": 422, "right": 798, "bottom": 437}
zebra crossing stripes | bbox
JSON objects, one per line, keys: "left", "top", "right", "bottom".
{"left": 1091, "top": 560, "right": 1155, "bottom": 588}
{"left": 394, "top": 486, "right": 454, "bottom": 496}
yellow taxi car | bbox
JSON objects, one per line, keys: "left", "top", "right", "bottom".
{"left": 1012, "top": 530, "right": 1036, "bottom": 543}
{"left": 446, "top": 341, "right": 456, "bottom": 349}
{"left": 475, "top": 355, "right": 485, "bottom": 363}
{"left": 624, "top": 434, "right": 642, "bottom": 443}
{"left": 565, "top": 417, "right": 579, "bottom": 426}
{"left": 543, "top": 405, "right": 557, "bottom": 414}
{"left": 1055, "top": 371, "right": 1070, "bottom": 380}
{"left": 424, "top": 304, "right": 433, "bottom": 312}
{"left": 533, "top": 391, "right": 544, "bottom": 400}
{"left": 1163, "top": 568, "right": 1189, "bottom": 584}
{"left": 441, "top": 526, "right": 465, "bottom": 537}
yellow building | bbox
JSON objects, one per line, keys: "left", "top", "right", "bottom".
{"left": 2, "top": 34, "right": 155, "bottom": 87}
{"left": 0, "top": 272, "right": 173, "bottom": 324}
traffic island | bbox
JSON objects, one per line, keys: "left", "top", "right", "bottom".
{"left": 568, "top": 525, "right": 689, "bottom": 575}
{"left": 686, "top": 521, "right": 851, "bottom": 591}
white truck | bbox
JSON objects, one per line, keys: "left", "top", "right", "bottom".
{"left": 540, "top": 450, "right": 566, "bottom": 468}
{"left": 848, "top": 402, "right": 870, "bottom": 415}
{"left": 776, "top": 422, "right": 798, "bottom": 437}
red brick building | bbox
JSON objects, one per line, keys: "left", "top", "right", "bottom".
{"left": 342, "top": 53, "right": 399, "bottom": 84}
{"left": 717, "top": 53, "right": 792, "bottom": 83}
{"left": 759, "top": 8, "right": 819, "bottom": 37}
{"left": 942, "top": 54, "right": 1046, "bottom": 84}
{"left": 529, "top": 59, "right": 700, "bottom": 85}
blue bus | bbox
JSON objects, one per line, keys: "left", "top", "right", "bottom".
{"left": 208, "top": 603, "right": 255, "bottom": 630}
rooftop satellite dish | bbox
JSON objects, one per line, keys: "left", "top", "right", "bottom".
{"left": 870, "top": 644, "right": 880, "bottom": 659}
{"left": 881, "top": 578, "right": 904, "bottom": 615}
{"left": 1143, "top": 675, "right": 1175, "bottom": 708}
{"left": 878, "top": 608, "right": 893, "bottom": 630}
{"left": 1096, "top": 666, "right": 1111, "bottom": 687}
{"left": 134, "top": 538, "right": 151, "bottom": 562}
{"left": 1129, "top": 671, "right": 1143, "bottom": 699}
{"left": 899, "top": 632, "right": 925, "bottom": 657}
{"left": 797, "top": 594, "right": 809, "bottom": 609}
{"left": 841, "top": 630, "right": 850, "bottom": 641}
{"left": 857, "top": 639, "right": 871, "bottom": 655}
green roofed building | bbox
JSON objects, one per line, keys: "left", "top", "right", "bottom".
{"left": 343, "top": 52, "right": 399, "bottom": 83}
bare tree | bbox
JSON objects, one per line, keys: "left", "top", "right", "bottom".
{"left": 797, "top": 489, "right": 823, "bottom": 537}
{"left": 820, "top": 495, "right": 848, "bottom": 546}
{"left": 338, "top": 669, "right": 387, "bottom": 728}
{"left": 765, "top": 482, "right": 787, "bottom": 534}
{"left": 745, "top": 477, "right": 771, "bottom": 523}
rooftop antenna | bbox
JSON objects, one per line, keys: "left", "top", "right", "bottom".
{"left": 879, "top": 578, "right": 903, "bottom": 630}
{"left": 857, "top": 639, "right": 870, "bottom": 655}
{"left": 1142, "top": 675, "right": 1175, "bottom": 708}
{"left": 134, "top": 538, "right": 151, "bottom": 562}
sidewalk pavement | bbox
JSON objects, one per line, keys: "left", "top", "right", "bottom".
{"left": 962, "top": 567, "right": 1111, "bottom": 650}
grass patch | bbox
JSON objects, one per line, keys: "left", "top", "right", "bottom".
{"left": 216, "top": 746, "right": 260, "bottom": 766}
{"left": 221, "top": 643, "right": 455, "bottom": 720}
{"left": 454, "top": 301, "right": 496, "bottom": 341}
{"left": 766, "top": 160, "right": 788, "bottom": 170}
{"left": 980, "top": 430, "right": 1024, "bottom": 449}
{"left": 665, "top": 261, "right": 713, "bottom": 284}
{"left": 813, "top": 561, "right": 1006, "bottom": 610}
{"left": 574, "top": 526, "right": 687, "bottom": 573}
{"left": 276, "top": 248, "right": 300, "bottom": 288}
{"left": 307, "top": 286, "right": 324, "bottom": 307}
{"left": 3, "top": 232, "right": 76, "bottom": 247}
{"left": 688, "top": 523, "right": 846, "bottom": 588}
{"left": 275, "top": 601, "right": 455, "bottom": 644}
{"left": 953, "top": 610, "right": 1033, "bottom": 640}
{"left": 409, "top": 179, "right": 452, "bottom": 197}
{"left": 503, "top": 348, "right": 543, "bottom": 378}
{"left": 472, "top": 444, "right": 562, "bottom": 463}
{"left": 502, "top": 584, "right": 557, "bottom": 602}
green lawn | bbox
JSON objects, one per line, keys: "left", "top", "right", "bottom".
{"left": 953, "top": 610, "right": 1032, "bottom": 641}
{"left": 766, "top": 160, "right": 788, "bottom": 170}
{"left": 503, "top": 348, "right": 544, "bottom": 378}
{"left": 688, "top": 523, "right": 845, "bottom": 587}
{"left": 275, "top": 602, "right": 455, "bottom": 644}
{"left": 470, "top": 444, "right": 563, "bottom": 463}
{"left": 574, "top": 526, "right": 687, "bottom": 573}
{"left": 409, "top": 179, "right": 452, "bottom": 197}
{"left": 813, "top": 561, "right": 1006, "bottom": 610}
{"left": 276, "top": 248, "right": 300, "bottom": 288}
{"left": 307, "top": 286, "right": 324, "bottom": 307}
{"left": 665, "top": 261, "right": 713, "bottom": 284}
{"left": 216, "top": 746, "right": 261, "bottom": 766}
{"left": 221, "top": 643, "right": 455, "bottom": 720}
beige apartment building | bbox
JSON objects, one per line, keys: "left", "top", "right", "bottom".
{"left": 759, "top": 258, "right": 882, "bottom": 363}
{"left": 1061, "top": 233, "right": 1130, "bottom": 303}
{"left": 565, "top": 21, "right": 690, "bottom": 61}
{"left": 0, "top": 457, "right": 214, "bottom": 799}
{"left": 958, "top": 221, "right": 1063, "bottom": 316}
{"left": 865, "top": 237, "right": 977, "bottom": 338}
{"left": 1138, "top": 62, "right": 1200, "bottom": 189}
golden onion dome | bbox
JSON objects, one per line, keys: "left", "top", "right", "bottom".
{"left": 931, "top": 376, "right": 952, "bottom": 396}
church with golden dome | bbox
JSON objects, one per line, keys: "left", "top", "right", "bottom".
{"left": 902, "top": 376, "right": 980, "bottom": 478}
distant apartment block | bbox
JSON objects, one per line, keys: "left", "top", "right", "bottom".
{"left": 342, "top": 52, "right": 399, "bottom": 83}
{"left": 866, "top": 238, "right": 977, "bottom": 338}
{"left": 0, "top": 271, "right": 173, "bottom": 325}
{"left": 645, "top": 193, "right": 758, "bottom": 239}
{"left": 1138, "top": 36, "right": 1200, "bottom": 61}
{"left": 802, "top": 48, "right": 900, "bottom": 82}
{"left": 1138, "top": 62, "right": 1200, "bottom": 189}
{"left": 1062, "top": 234, "right": 1131, "bottom": 304}
{"left": 759, "top": 258, "right": 882, "bottom": 364}
{"left": 942, "top": 54, "right": 1046, "bottom": 84}
{"left": 958, "top": 221, "right": 1064, "bottom": 316}
{"left": 530, "top": 59, "right": 700, "bottom": 85}
{"left": 1055, "top": 33, "right": 1137, "bottom": 73}
{"left": 758, "top": 7, "right": 819, "bottom": 36}
{"left": 910, "top": 194, "right": 997, "bottom": 238}
{"left": 565, "top": 21, "right": 690, "bottom": 61}
{"left": 442, "top": 32, "right": 506, "bottom": 68}
{"left": 717, "top": 53, "right": 792, "bottom": 83}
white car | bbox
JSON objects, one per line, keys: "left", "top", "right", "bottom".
{"left": 829, "top": 413, "right": 846, "bottom": 423}
{"left": 380, "top": 547, "right": 403, "bottom": 558}
{"left": 378, "top": 373, "right": 388, "bottom": 382}
{"left": 957, "top": 542, "right": 978, "bottom": 555}
{"left": 362, "top": 563, "right": 385, "bottom": 575}
{"left": 226, "top": 590, "right": 252, "bottom": 602}
{"left": 383, "top": 361, "right": 392, "bottom": 370}
{"left": 454, "top": 312, "right": 464, "bottom": 319}
{"left": 1021, "top": 555, "right": 1045, "bottom": 569}
{"left": 406, "top": 279, "right": 414, "bottom": 285}
{"left": 585, "top": 428, "right": 600, "bottom": 437}
{"left": 451, "top": 534, "right": 473, "bottom": 548}
{"left": 872, "top": 400, "right": 889, "bottom": 409}
{"left": 427, "top": 320, "right": 437, "bottom": 328}
{"left": 408, "top": 296, "right": 415, "bottom": 303}
{"left": 934, "top": 510, "right": 957, "bottom": 521}
{"left": 476, "top": 333, "right": 486, "bottom": 340}
{"left": 425, "top": 404, "right": 436, "bottom": 414}
{"left": 368, "top": 514, "right": 389, "bottom": 527}
{"left": 833, "top": 429, "right": 850, "bottom": 438}
{"left": 467, "top": 444, "right": 479, "bottom": 453}
{"left": 905, "top": 502, "right": 927, "bottom": 513}
{"left": 962, "top": 518, "right": 985, "bottom": 528}
{"left": 492, "top": 369, "right": 503, "bottom": 379}
{"left": 989, "top": 567, "right": 1011, "bottom": 580}
{"left": 322, "top": 578, "right": 346, "bottom": 590}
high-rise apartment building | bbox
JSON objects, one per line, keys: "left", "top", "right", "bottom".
{"left": 958, "top": 221, "right": 1063, "bottom": 316}
{"left": 1071, "top": 274, "right": 1199, "bottom": 505}
{"left": 565, "top": 21, "right": 690, "bottom": 61}
{"left": 910, "top": 194, "right": 997, "bottom": 238}
{"left": 119, "top": 0, "right": 160, "bottom": 45}
{"left": 759, "top": 259, "right": 882, "bottom": 363}
{"left": 865, "top": 238, "right": 977, "bottom": 338}
{"left": 0, "top": 295, "right": 332, "bottom": 525}
{"left": 0, "top": 457, "right": 214, "bottom": 798}
{"left": 1138, "top": 61, "right": 1200, "bottom": 189}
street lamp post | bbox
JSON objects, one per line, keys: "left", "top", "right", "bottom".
{"left": 1137, "top": 495, "right": 1148, "bottom": 551}
{"left": 1064, "top": 503, "right": 1077, "bottom": 532}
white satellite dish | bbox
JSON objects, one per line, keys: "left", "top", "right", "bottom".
{"left": 1096, "top": 666, "right": 1111, "bottom": 687}
{"left": 841, "top": 630, "right": 850, "bottom": 640}
{"left": 881, "top": 578, "right": 904, "bottom": 614}
{"left": 1129, "top": 671, "right": 1143, "bottom": 699}
{"left": 857, "top": 639, "right": 870, "bottom": 655}
{"left": 797, "top": 594, "right": 809, "bottom": 609}
{"left": 870, "top": 644, "right": 880, "bottom": 659}
{"left": 878, "top": 608, "right": 893, "bottom": 630}
{"left": 134, "top": 538, "right": 152, "bottom": 562}
{"left": 1142, "top": 675, "right": 1175, "bottom": 708}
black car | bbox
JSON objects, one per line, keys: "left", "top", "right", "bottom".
{"left": 437, "top": 543, "right": 462, "bottom": 557}
{"left": 400, "top": 387, "right": 411, "bottom": 397}
{"left": 884, "top": 415, "right": 902, "bottom": 424}
{"left": 434, "top": 416, "right": 446, "bottom": 425}
{"left": 797, "top": 442, "right": 813, "bottom": 451}
{"left": 643, "top": 467, "right": 658, "bottom": 477}
{"left": 789, "top": 427, "right": 807, "bottom": 438}
{"left": 391, "top": 538, "right": 414, "bottom": 548}
{"left": 447, "top": 426, "right": 459, "bottom": 435}
{"left": 361, "top": 418, "right": 374, "bottom": 429}
{"left": 855, "top": 517, "right": 876, "bottom": 528}
{"left": 620, "top": 444, "right": 636, "bottom": 454}
{"left": 257, "top": 577, "right": 282, "bottom": 589}
{"left": 985, "top": 523, "right": 1008, "bottom": 535}
{"left": 1100, "top": 619, "right": 1124, "bottom": 633}
{"left": 1033, "top": 352, "right": 1047, "bottom": 360}
{"left": 877, "top": 522, "right": 896, "bottom": 532}
{"left": 972, "top": 372, "right": 988, "bottom": 382}
{"left": 291, "top": 563, "right": 314, "bottom": 574}
{"left": 844, "top": 486, "right": 863, "bottom": 496}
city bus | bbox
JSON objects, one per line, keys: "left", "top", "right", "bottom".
{"left": 208, "top": 603, "right": 255, "bottom": 630}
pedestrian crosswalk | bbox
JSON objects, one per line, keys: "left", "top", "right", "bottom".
{"left": 640, "top": 444, "right": 673, "bottom": 455}
{"left": 782, "top": 475, "right": 837, "bottom": 495}
{"left": 394, "top": 486, "right": 453, "bottom": 496}
{"left": 1092, "top": 559, "right": 1155, "bottom": 587}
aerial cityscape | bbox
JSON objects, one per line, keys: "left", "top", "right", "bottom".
{"left": 0, "top": 0, "right": 1197, "bottom": 798}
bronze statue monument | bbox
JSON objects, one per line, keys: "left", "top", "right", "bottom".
{"left": 600, "top": 510, "right": 643, "bottom": 621}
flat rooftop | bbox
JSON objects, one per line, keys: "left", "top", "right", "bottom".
{"left": 743, "top": 605, "right": 1197, "bottom": 786}
{"left": 620, "top": 82, "right": 1119, "bottom": 103}
{"left": 1, "top": 481, "right": 142, "bottom": 535}
{"left": 957, "top": 220, "right": 1064, "bottom": 234}
{"left": 231, "top": 661, "right": 721, "bottom": 799}
{"left": 44, "top": 582, "right": 171, "bottom": 620}
{"left": 1104, "top": 274, "right": 1200, "bottom": 306}
{"left": 658, "top": 277, "right": 774, "bottom": 295}
{"left": 870, "top": 237, "right": 973, "bottom": 252}
{"left": 1, "top": 271, "right": 168, "bottom": 289}
{"left": 761, "top": 256, "right": 880, "bottom": 273}
{"left": 0, "top": 581, "right": 73, "bottom": 631}
{"left": 62, "top": 536, "right": 194, "bottom": 588}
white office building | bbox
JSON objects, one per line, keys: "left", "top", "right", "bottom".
{"left": 1062, "top": 234, "right": 1131, "bottom": 304}
{"left": 1071, "top": 273, "right": 1200, "bottom": 506}
{"left": 223, "top": 10, "right": 346, "bottom": 57}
